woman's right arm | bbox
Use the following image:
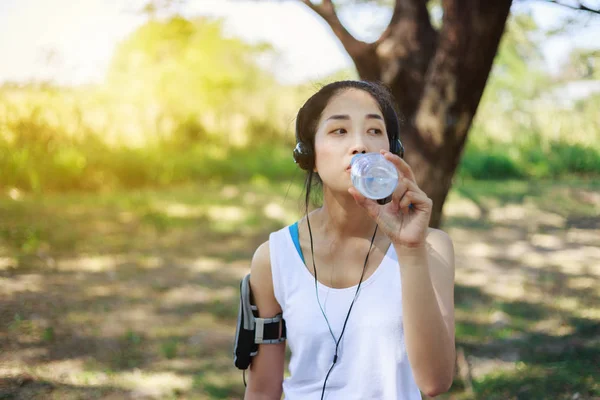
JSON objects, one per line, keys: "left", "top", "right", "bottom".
{"left": 244, "top": 241, "right": 286, "bottom": 400}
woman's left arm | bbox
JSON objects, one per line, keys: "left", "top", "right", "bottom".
{"left": 395, "top": 229, "right": 455, "bottom": 398}
{"left": 348, "top": 150, "right": 456, "bottom": 397}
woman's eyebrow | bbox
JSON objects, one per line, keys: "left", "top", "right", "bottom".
{"left": 325, "top": 113, "right": 383, "bottom": 121}
{"left": 325, "top": 114, "right": 350, "bottom": 121}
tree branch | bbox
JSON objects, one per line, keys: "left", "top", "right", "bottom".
{"left": 377, "top": 0, "right": 438, "bottom": 45}
{"left": 299, "top": 0, "right": 368, "bottom": 57}
{"left": 538, "top": 0, "right": 600, "bottom": 14}
{"left": 376, "top": 1, "right": 403, "bottom": 43}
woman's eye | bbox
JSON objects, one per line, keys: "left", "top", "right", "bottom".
{"left": 368, "top": 128, "right": 383, "bottom": 135}
{"left": 331, "top": 128, "right": 347, "bottom": 135}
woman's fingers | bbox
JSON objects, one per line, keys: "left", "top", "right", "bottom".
{"left": 391, "top": 178, "right": 409, "bottom": 206}
{"left": 351, "top": 171, "right": 430, "bottom": 216}
{"left": 398, "top": 191, "right": 413, "bottom": 211}
{"left": 401, "top": 190, "right": 433, "bottom": 213}
{"left": 348, "top": 187, "right": 380, "bottom": 218}
{"left": 391, "top": 177, "right": 421, "bottom": 205}
{"left": 395, "top": 178, "right": 431, "bottom": 213}
{"left": 381, "top": 150, "right": 416, "bottom": 182}
{"left": 400, "top": 176, "right": 423, "bottom": 193}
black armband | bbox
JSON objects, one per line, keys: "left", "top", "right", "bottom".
{"left": 233, "top": 273, "right": 286, "bottom": 370}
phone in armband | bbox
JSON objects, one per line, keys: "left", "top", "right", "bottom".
{"left": 233, "top": 274, "right": 287, "bottom": 374}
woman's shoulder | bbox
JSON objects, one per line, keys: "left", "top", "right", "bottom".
{"left": 251, "top": 240, "right": 271, "bottom": 277}
{"left": 425, "top": 228, "right": 455, "bottom": 263}
{"left": 426, "top": 227, "right": 452, "bottom": 243}
{"left": 250, "top": 240, "right": 283, "bottom": 314}
{"left": 251, "top": 221, "right": 299, "bottom": 272}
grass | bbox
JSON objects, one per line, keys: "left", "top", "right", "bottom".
{"left": 0, "top": 179, "right": 599, "bottom": 399}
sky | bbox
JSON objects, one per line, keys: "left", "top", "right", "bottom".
{"left": 0, "top": 0, "right": 599, "bottom": 86}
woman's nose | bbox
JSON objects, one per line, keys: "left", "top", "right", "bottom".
{"left": 350, "top": 143, "right": 368, "bottom": 155}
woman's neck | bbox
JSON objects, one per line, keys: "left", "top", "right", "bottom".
{"left": 308, "top": 189, "right": 378, "bottom": 241}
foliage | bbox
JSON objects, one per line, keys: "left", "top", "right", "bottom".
{"left": 1, "top": 12, "right": 600, "bottom": 193}
{"left": 459, "top": 12, "right": 600, "bottom": 180}
{"left": 107, "top": 16, "right": 275, "bottom": 131}
{"left": 0, "top": 16, "right": 307, "bottom": 192}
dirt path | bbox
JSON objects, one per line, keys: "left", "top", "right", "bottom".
{"left": 1, "top": 182, "right": 599, "bottom": 399}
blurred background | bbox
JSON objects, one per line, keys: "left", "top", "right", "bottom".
{"left": 0, "top": 0, "right": 599, "bottom": 399}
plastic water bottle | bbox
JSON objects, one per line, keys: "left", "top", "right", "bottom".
{"left": 350, "top": 153, "right": 399, "bottom": 200}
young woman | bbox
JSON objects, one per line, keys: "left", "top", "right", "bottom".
{"left": 245, "top": 80, "right": 455, "bottom": 399}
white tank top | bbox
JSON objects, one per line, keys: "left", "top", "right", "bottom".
{"left": 269, "top": 224, "right": 422, "bottom": 400}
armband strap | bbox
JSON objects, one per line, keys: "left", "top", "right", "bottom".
{"left": 255, "top": 313, "right": 286, "bottom": 344}
{"left": 233, "top": 273, "right": 286, "bottom": 370}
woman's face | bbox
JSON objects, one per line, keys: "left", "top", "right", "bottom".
{"left": 313, "top": 88, "right": 390, "bottom": 194}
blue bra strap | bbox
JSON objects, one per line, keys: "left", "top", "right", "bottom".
{"left": 288, "top": 221, "right": 305, "bottom": 264}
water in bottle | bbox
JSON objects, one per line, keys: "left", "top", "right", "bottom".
{"left": 350, "top": 153, "right": 399, "bottom": 200}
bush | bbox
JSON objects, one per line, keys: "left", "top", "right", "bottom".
{"left": 458, "top": 136, "right": 600, "bottom": 180}
{"left": 458, "top": 143, "right": 524, "bottom": 180}
{"left": 548, "top": 142, "right": 600, "bottom": 177}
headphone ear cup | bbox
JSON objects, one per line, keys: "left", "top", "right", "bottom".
{"left": 391, "top": 138, "right": 405, "bottom": 159}
{"left": 293, "top": 142, "right": 313, "bottom": 170}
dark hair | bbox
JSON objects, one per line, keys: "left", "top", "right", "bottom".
{"left": 294, "top": 80, "right": 403, "bottom": 213}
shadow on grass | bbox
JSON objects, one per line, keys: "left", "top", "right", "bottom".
{"left": 0, "top": 375, "right": 135, "bottom": 400}
{"left": 2, "top": 182, "right": 598, "bottom": 399}
{"left": 0, "top": 244, "right": 253, "bottom": 399}
{"left": 473, "top": 345, "right": 599, "bottom": 400}
{"left": 452, "top": 283, "right": 600, "bottom": 400}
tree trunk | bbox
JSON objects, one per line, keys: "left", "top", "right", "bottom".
{"left": 302, "top": 0, "right": 513, "bottom": 228}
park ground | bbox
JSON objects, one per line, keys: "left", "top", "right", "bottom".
{"left": 1, "top": 179, "right": 599, "bottom": 399}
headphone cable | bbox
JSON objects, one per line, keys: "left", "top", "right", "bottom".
{"left": 306, "top": 212, "right": 378, "bottom": 400}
